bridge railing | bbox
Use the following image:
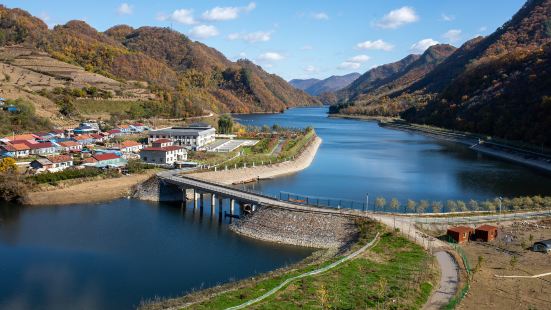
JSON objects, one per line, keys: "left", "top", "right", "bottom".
{"left": 279, "top": 191, "right": 367, "bottom": 211}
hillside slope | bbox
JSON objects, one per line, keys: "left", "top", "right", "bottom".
{"left": 403, "top": 0, "right": 551, "bottom": 145}
{"left": 0, "top": 5, "right": 319, "bottom": 116}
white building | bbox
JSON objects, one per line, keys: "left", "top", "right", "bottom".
{"left": 148, "top": 123, "right": 215, "bottom": 150}
{"left": 140, "top": 146, "right": 187, "bottom": 165}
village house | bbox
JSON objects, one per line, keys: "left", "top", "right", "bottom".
{"left": 151, "top": 138, "right": 173, "bottom": 148}
{"left": 117, "top": 125, "right": 132, "bottom": 134}
{"left": 30, "top": 155, "right": 73, "bottom": 172}
{"left": 119, "top": 140, "right": 143, "bottom": 153}
{"left": 107, "top": 129, "right": 124, "bottom": 139}
{"left": 25, "top": 141, "right": 58, "bottom": 156}
{"left": 29, "top": 157, "right": 53, "bottom": 171}
{"left": 50, "top": 129, "right": 66, "bottom": 139}
{"left": 130, "top": 123, "right": 147, "bottom": 133}
{"left": 34, "top": 131, "right": 56, "bottom": 141}
{"left": 83, "top": 153, "right": 126, "bottom": 168}
{"left": 147, "top": 123, "right": 216, "bottom": 150}
{"left": 90, "top": 133, "right": 105, "bottom": 143}
{"left": 57, "top": 141, "right": 82, "bottom": 153}
{"left": 74, "top": 134, "right": 95, "bottom": 145}
{"left": 140, "top": 145, "right": 187, "bottom": 165}
{"left": 1, "top": 143, "right": 30, "bottom": 158}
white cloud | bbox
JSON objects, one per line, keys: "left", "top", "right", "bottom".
{"left": 263, "top": 64, "right": 273, "bottom": 68}
{"left": 440, "top": 13, "right": 454, "bottom": 22}
{"left": 356, "top": 39, "right": 394, "bottom": 51}
{"left": 338, "top": 61, "right": 361, "bottom": 70}
{"left": 258, "top": 52, "right": 284, "bottom": 61}
{"left": 227, "top": 31, "right": 271, "bottom": 43}
{"left": 304, "top": 65, "right": 318, "bottom": 73}
{"left": 117, "top": 3, "right": 133, "bottom": 15}
{"left": 158, "top": 9, "right": 197, "bottom": 25}
{"left": 479, "top": 26, "right": 488, "bottom": 32}
{"left": 202, "top": 2, "right": 256, "bottom": 21}
{"left": 311, "top": 12, "right": 329, "bottom": 20}
{"left": 190, "top": 25, "right": 219, "bottom": 39}
{"left": 410, "top": 38, "right": 439, "bottom": 53}
{"left": 376, "top": 6, "right": 419, "bottom": 29}
{"left": 348, "top": 55, "right": 370, "bottom": 63}
{"left": 300, "top": 45, "right": 313, "bottom": 51}
{"left": 442, "top": 29, "right": 462, "bottom": 43}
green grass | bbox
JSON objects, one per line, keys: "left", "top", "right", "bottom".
{"left": 184, "top": 223, "right": 436, "bottom": 310}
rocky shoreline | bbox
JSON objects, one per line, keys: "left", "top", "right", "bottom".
{"left": 229, "top": 206, "right": 359, "bottom": 249}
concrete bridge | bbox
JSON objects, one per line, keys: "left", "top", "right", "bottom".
{"left": 156, "top": 170, "right": 366, "bottom": 218}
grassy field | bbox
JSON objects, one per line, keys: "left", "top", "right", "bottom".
{"left": 172, "top": 222, "right": 436, "bottom": 310}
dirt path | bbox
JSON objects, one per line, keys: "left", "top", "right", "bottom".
{"left": 25, "top": 171, "right": 157, "bottom": 205}
{"left": 372, "top": 215, "right": 459, "bottom": 309}
{"left": 424, "top": 251, "right": 459, "bottom": 310}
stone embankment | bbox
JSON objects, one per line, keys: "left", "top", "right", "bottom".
{"left": 191, "top": 136, "right": 322, "bottom": 185}
{"left": 230, "top": 206, "right": 359, "bottom": 249}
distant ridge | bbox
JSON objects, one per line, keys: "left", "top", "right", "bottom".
{"left": 289, "top": 73, "right": 360, "bottom": 96}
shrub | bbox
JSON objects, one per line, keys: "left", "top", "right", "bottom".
{"left": 31, "top": 168, "right": 106, "bottom": 184}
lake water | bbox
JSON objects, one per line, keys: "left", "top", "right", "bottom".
{"left": 2, "top": 106, "right": 551, "bottom": 309}
{"left": 234, "top": 107, "right": 551, "bottom": 203}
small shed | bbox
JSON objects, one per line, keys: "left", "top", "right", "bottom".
{"left": 533, "top": 240, "right": 551, "bottom": 253}
{"left": 446, "top": 226, "right": 474, "bottom": 244}
{"left": 475, "top": 225, "right": 498, "bottom": 242}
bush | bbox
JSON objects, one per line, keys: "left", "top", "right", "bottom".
{"left": 31, "top": 168, "right": 106, "bottom": 184}
{"left": 0, "top": 172, "right": 28, "bottom": 202}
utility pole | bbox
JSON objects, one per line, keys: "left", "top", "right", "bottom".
{"left": 498, "top": 196, "right": 503, "bottom": 226}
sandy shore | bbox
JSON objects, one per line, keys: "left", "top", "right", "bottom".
{"left": 189, "top": 136, "right": 322, "bottom": 185}
{"left": 25, "top": 170, "right": 158, "bottom": 205}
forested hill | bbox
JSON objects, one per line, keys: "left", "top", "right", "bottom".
{"left": 403, "top": 0, "right": 551, "bottom": 146}
{"left": 330, "top": 0, "right": 551, "bottom": 146}
{"left": 0, "top": 5, "right": 319, "bottom": 115}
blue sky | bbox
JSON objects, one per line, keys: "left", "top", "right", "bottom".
{"left": 5, "top": 0, "right": 526, "bottom": 80}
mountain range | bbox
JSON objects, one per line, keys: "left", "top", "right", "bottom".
{"left": 289, "top": 73, "right": 360, "bottom": 96}
{"left": 0, "top": 5, "right": 319, "bottom": 118}
{"left": 331, "top": 0, "right": 551, "bottom": 145}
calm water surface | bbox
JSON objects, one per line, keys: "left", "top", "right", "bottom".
{"left": 2, "top": 106, "right": 551, "bottom": 310}
{"left": 235, "top": 107, "right": 551, "bottom": 202}
{"left": 0, "top": 201, "right": 312, "bottom": 310}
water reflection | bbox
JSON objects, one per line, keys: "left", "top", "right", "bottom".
{"left": 0, "top": 200, "right": 312, "bottom": 310}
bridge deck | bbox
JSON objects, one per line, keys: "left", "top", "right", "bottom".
{"left": 157, "top": 171, "right": 366, "bottom": 218}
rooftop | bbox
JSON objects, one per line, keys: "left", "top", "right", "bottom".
{"left": 476, "top": 225, "right": 497, "bottom": 231}
{"left": 93, "top": 153, "right": 120, "bottom": 161}
{"left": 447, "top": 226, "right": 474, "bottom": 233}
{"left": 47, "top": 155, "right": 73, "bottom": 163}
{"left": 149, "top": 126, "right": 215, "bottom": 137}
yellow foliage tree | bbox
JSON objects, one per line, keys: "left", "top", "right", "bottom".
{"left": 0, "top": 157, "right": 17, "bottom": 173}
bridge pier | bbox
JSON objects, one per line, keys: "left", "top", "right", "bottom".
{"left": 193, "top": 189, "right": 198, "bottom": 209}
{"left": 218, "top": 197, "right": 223, "bottom": 217}
{"left": 230, "top": 199, "right": 235, "bottom": 215}
{"left": 200, "top": 193, "right": 204, "bottom": 210}
{"left": 210, "top": 194, "right": 216, "bottom": 214}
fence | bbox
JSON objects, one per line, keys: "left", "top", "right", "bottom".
{"left": 279, "top": 191, "right": 367, "bottom": 211}
{"left": 444, "top": 241, "right": 471, "bottom": 309}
